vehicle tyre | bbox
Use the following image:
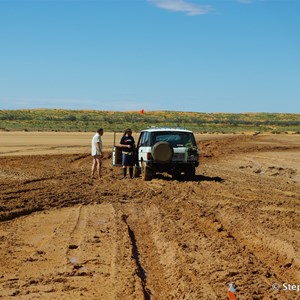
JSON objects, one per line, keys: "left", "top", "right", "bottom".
{"left": 133, "top": 166, "right": 141, "bottom": 178}
{"left": 152, "top": 141, "right": 173, "bottom": 164}
{"left": 185, "top": 167, "right": 195, "bottom": 180}
{"left": 141, "top": 162, "right": 153, "bottom": 181}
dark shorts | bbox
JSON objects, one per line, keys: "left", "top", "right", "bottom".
{"left": 122, "top": 152, "right": 135, "bottom": 166}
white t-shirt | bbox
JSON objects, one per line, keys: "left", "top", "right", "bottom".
{"left": 91, "top": 133, "right": 103, "bottom": 156}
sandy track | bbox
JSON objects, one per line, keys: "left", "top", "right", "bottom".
{"left": 0, "top": 131, "right": 138, "bottom": 156}
{"left": 0, "top": 134, "right": 300, "bottom": 299}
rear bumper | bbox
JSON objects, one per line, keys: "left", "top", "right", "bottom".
{"left": 142, "top": 161, "right": 199, "bottom": 172}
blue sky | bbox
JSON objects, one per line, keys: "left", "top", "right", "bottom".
{"left": 0, "top": 0, "right": 299, "bottom": 113}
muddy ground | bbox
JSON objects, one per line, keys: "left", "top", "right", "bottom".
{"left": 0, "top": 134, "right": 299, "bottom": 299}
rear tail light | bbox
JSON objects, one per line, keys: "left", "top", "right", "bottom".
{"left": 188, "top": 150, "right": 199, "bottom": 161}
{"left": 146, "top": 152, "right": 152, "bottom": 160}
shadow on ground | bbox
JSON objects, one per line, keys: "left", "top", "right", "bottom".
{"left": 154, "top": 174, "right": 224, "bottom": 183}
{"left": 194, "top": 175, "right": 224, "bottom": 182}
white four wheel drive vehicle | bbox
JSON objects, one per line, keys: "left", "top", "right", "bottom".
{"left": 135, "top": 128, "right": 199, "bottom": 181}
{"left": 113, "top": 128, "right": 199, "bottom": 181}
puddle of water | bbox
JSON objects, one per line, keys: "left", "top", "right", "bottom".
{"left": 69, "top": 257, "right": 78, "bottom": 264}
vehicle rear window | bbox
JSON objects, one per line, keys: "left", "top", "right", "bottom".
{"left": 151, "top": 132, "right": 196, "bottom": 147}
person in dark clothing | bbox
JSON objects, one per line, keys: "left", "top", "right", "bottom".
{"left": 119, "top": 128, "right": 136, "bottom": 178}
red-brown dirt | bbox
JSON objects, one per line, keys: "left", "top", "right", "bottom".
{"left": 0, "top": 134, "right": 299, "bottom": 299}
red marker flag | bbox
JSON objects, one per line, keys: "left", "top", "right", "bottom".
{"left": 139, "top": 109, "right": 145, "bottom": 115}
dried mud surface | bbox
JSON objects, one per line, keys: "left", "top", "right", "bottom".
{"left": 0, "top": 134, "right": 300, "bottom": 299}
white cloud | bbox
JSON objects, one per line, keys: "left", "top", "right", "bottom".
{"left": 149, "top": 0, "right": 213, "bottom": 16}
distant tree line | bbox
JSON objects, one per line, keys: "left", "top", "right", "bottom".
{"left": 0, "top": 110, "right": 299, "bottom": 133}
{"left": 1, "top": 112, "right": 299, "bottom": 127}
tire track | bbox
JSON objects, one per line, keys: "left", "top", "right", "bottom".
{"left": 1, "top": 134, "right": 299, "bottom": 299}
{"left": 122, "top": 214, "right": 151, "bottom": 300}
{"left": 66, "top": 205, "right": 86, "bottom": 263}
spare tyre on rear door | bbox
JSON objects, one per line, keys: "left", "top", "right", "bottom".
{"left": 151, "top": 141, "right": 173, "bottom": 164}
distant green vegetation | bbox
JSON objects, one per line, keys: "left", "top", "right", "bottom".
{"left": 0, "top": 109, "right": 299, "bottom": 133}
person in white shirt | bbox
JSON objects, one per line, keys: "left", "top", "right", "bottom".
{"left": 91, "top": 128, "right": 104, "bottom": 179}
